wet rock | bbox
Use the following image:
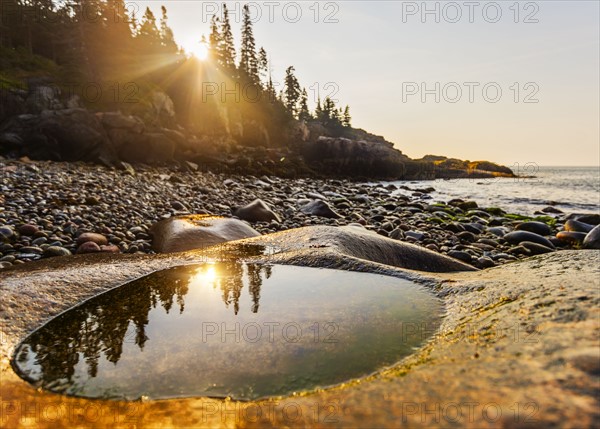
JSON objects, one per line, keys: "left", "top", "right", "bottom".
{"left": 542, "top": 206, "right": 563, "bottom": 214}
{"left": 76, "top": 233, "right": 108, "bottom": 246}
{"left": 504, "top": 231, "right": 554, "bottom": 249}
{"left": 556, "top": 231, "right": 587, "bottom": 245}
{"left": 150, "top": 215, "right": 260, "bottom": 253}
{"left": 516, "top": 221, "right": 552, "bottom": 236}
{"left": 564, "top": 220, "right": 594, "bottom": 233}
{"left": 458, "top": 201, "right": 478, "bottom": 211}
{"left": 76, "top": 241, "right": 102, "bottom": 254}
{"left": 234, "top": 199, "right": 280, "bottom": 223}
{"left": 582, "top": 225, "right": 600, "bottom": 249}
{"left": 300, "top": 200, "right": 342, "bottom": 219}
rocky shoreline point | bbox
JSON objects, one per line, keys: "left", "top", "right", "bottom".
{"left": 1, "top": 159, "right": 599, "bottom": 271}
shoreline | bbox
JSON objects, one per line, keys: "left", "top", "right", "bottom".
{"left": 0, "top": 159, "right": 595, "bottom": 271}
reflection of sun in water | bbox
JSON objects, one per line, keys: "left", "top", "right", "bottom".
{"left": 190, "top": 264, "right": 218, "bottom": 289}
{"left": 188, "top": 41, "right": 209, "bottom": 60}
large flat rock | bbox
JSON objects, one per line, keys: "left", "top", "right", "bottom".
{"left": 1, "top": 226, "right": 598, "bottom": 428}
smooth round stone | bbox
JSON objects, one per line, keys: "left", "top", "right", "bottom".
{"left": 43, "top": 246, "right": 72, "bottom": 258}
{"left": 448, "top": 250, "right": 472, "bottom": 263}
{"left": 0, "top": 261, "right": 13, "bottom": 269}
{"left": 0, "top": 226, "right": 15, "bottom": 241}
{"left": 99, "top": 244, "right": 120, "bottom": 253}
{"left": 405, "top": 231, "right": 425, "bottom": 241}
{"left": 76, "top": 241, "right": 102, "bottom": 254}
{"left": 0, "top": 255, "right": 16, "bottom": 263}
{"left": 31, "top": 237, "right": 47, "bottom": 246}
{"left": 19, "top": 246, "right": 43, "bottom": 255}
{"left": 507, "top": 246, "right": 530, "bottom": 256}
{"left": 541, "top": 206, "right": 563, "bottom": 214}
{"left": 75, "top": 232, "right": 108, "bottom": 246}
{"left": 457, "top": 231, "right": 477, "bottom": 242}
{"left": 566, "top": 213, "right": 600, "bottom": 226}
{"left": 476, "top": 256, "right": 495, "bottom": 269}
{"left": 504, "top": 231, "right": 555, "bottom": 249}
{"left": 234, "top": 199, "right": 281, "bottom": 223}
{"left": 516, "top": 221, "right": 551, "bottom": 236}
{"left": 461, "top": 223, "right": 484, "bottom": 234}
{"left": 556, "top": 231, "right": 587, "bottom": 245}
{"left": 18, "top": 224, "right": 39, "bottom": 236}
{"left": 583, "top": 225, "right": 600, "bottom": 249}
{"left": 564, "top": 220, "right": 594, "bottom": 234}
{"left": 520, "top": 241, "right": 554, "bottom": 255}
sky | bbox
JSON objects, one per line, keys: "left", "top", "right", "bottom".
{"left": 135, "top": 1, "right": 600, "bottom": 167}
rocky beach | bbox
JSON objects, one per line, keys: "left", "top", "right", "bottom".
{"left": 1, "top": 158, "right": 599, "bottom": 271}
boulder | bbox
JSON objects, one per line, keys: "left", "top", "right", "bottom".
{"left": 1, "top": 109, "right": 115, "bottom": 162}
{"left": 100, "top": 112, "right": 145, "bottom": 133}
{"left": 150, "top": 215, "right": 261, "bottom": 253}
{"left": 301, "top": 136, "right": 410, "bottom": 178}
{"left": 234, "top": 199, "right": 280, "bottom": 223}
{"left": 26, "top": 85, "right": 63, "bottom": 113}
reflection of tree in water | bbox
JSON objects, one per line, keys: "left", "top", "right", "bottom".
{"left": 14, "top": 262, "right": 270, "bottom": 389}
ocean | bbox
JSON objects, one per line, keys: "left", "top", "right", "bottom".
{"left": 385, "top": 166, "right": 600, "bottom": 216}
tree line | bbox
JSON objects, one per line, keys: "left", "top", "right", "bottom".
{"left": 0, "top": 1, "right": 353, "bottom": 138}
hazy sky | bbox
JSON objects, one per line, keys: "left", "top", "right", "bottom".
{"left": 136, "top": 1, "right": 599, "bottom": 166}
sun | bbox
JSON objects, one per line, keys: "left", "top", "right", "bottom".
{"left": 188, "top": 41, "right": 209, "bottom": 61}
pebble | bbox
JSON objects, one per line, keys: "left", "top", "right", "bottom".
{"left": 520, "top": 241, "right": 554, "bottom": 255}
{"left": 76, "top": 232, "right": 108, "bottom": 246}
{"left": 516, "top": 221, "right": 552, "bottom": 236}
{"left": 300, "top": 200, "right": 342, "bottom": 219}
{"left": 564, "top": 220, "right": 594, "bottom": 233}
{"left": 0, "top": 160, "right": 591, "bottom": 271}
{"left": 76, "top": 241, "right": 102, "bottom": 254}
{"left": 448, "top": 250, "right": 472, "bottom": 263}
{"left": 556, "top": 231, "right": 587, "bottom": 245}
{"left": 18, "top": 224, "right": 39, "bottom": 236}
{"left": 504, "top": 231, "right": 555, "bottom": 249}
{"left": 44, "top": 246, "right": 72, "bottom": 257}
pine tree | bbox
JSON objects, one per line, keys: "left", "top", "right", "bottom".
{"left": 258, "top": 47, "right": 268, "bottom": 85}
{"left": 284, "top": 66, "right": 301, "bottom": 117}
{"left": 159, "top": 6, "right": 178, "bottom": 54}
{"left": 138, "top": 7, "right": 161, "bottom": 54}
{"left": 266, "top": 77, "right": 277, "bottom": 103}
{"left": 220, "top": 4, "right": 236, "bottom": 73}
{"left": 315, "top": 97, "right": 325, "bottom": 121}
{"left": 298, "top": 88, "right": 311, "bottom": 121}
{"left": 342, "top": 105, "right": 351, "bottom": 127}
{"left": 239, "top": 4, "right": 258, "bottom": 83}
{"left": 208, "top": 15, "right": 221, "bottom": 64}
